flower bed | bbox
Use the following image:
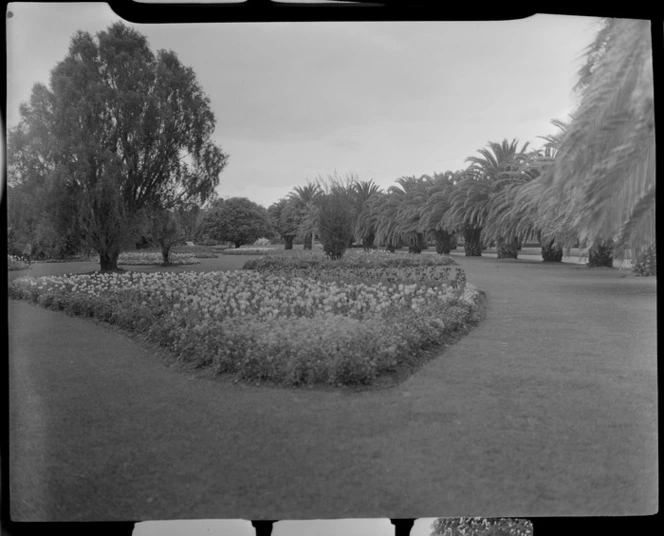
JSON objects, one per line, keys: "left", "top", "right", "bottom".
{"left": 9, "top": 266, "right": 482, "bottom": 387}
{"left": 7, "top": 255, "right": 30, "bottom": 271}
{"left": 244, "top": 248, "right": 458, "bottom": 269}
{"left": 113, "top": 251, "right": 201, "bottom": 265}
{"left": 244, "top": 249, "right": 464, "bottom": 287}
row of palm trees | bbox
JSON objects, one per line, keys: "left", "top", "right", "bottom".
{"left": 271, "top": 18, "right": 654, "bottom": 267}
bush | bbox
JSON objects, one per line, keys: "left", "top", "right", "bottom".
{"left": 221, "top": 247, "right": 275, "bottom": 255}
{"left": 317, "top": 190, "right": 354, "bottom": 260}
{"left": 7, "top": 255, "right": 30, "bottom": 271}
{"left": 114, "top": 251, "right": 200, "bottom": 265}
{"left": 633, "top": 245, "right": 656, "bottom": 276}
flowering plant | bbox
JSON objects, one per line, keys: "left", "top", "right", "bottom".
{"left": 9, "top": 259, "right": 482, "bottom": 386}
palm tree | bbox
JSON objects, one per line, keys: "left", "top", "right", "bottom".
{"left": 288, "top": 182, "right": 322, "bottom": 250}
{"left": 541, "top": 18, "right": 655, "bottom": 266}
{"left": 511, "top": 120, "right": 576, "bottom": 262}
{"left": 373, "top": 189, "right": 403, "bottom": 252}
{"left": 351, "top": 179, "right": 382, "bottom": 248}
{"left": 464, "top": 139, "right": 532, "bottom": 259}
{"left": 420, "top": 171, "right": 458, "bottom": 254}
{"left": 442, "top": 169, "right": 491, "bottom": 257}
{"left": 390, "top": 176, "right": 430, "bottom": 253}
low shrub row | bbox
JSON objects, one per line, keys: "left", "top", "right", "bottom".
{"left": 243, "top": 248, "right": 458, "bottom": 270}
{"left": 114, "top": 251, "right": 201, "bottom": 266}
{"left": 221, "top": 247, "right": 277, "bottom": 255}
{"left": 9, "top": 268, "right": 481, "bottom": 387}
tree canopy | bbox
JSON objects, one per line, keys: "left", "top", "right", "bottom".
{"left": 198, "top": 197, "right": 272, "bottom": 248}
{"left": 540, "top": 18, "right": 654, "bottom": 257}
{"left": 7, "top": 22, "right": 228, "bottom": 270}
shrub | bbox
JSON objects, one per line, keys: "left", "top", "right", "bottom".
{"left": 7, "top": 255, "right": 30, "bottom": 271}
{"left": 633, "top": 245, "right": 656, "bottom": 276}
{"left": 221, "top": 247, "right": 275, "bottom": 255}
{"left": 114, "top": 251, "right": 200, "bottom": 265}
{"left": 317, "top": 190, "right": 354, "bottom": 260}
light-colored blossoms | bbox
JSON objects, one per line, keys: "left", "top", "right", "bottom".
{"left": 9, "top": 263, "right": 482, "bottom": 386}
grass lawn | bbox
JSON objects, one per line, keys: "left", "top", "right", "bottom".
{"left": 8, "top": 253, "right": 657, "bottom": 520}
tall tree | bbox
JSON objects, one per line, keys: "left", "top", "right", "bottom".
{"left": 510, "top": 120, "right": 575, "bottom": 262}
{"left": 7, "top": 22, "right": 228, "bottom": 271}
{"left": 351, "top": 179, "right": 382, "bottom": 249}
{"left": 464, "top": 139, "right": 531, "bottom": 259}
{"left": 391, "top": 175, "right": 430, "bottom": 254}
{"left": 541, "top": 18, "right": 655, "bottom": 262}
{"left": 288, "top": 182, "right": 322, "bottom": 250}
{"left": 420, "top": 171, "right": 458, "bottom": 254}
{"left": 443, "top": 169, "right": 490, "bottom": 257}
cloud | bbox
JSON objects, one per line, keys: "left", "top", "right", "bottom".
{"left": 329, "top": 138, "right": 363, "bottom": 151}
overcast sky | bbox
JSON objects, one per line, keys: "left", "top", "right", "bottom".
{"left": 6, "top": 4, "right": 603, "bottom": 208}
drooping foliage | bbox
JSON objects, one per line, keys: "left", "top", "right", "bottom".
{"left": 541, "top": 18, "right": 655, "bottom": 259}
{"left": 7, "top": 22, "right": 228, "bottom": 271}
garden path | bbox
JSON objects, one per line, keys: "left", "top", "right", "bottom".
{"left": 8, "top": 256, "right": 657, "bottom": 520}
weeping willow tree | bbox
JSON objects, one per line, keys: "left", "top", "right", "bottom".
{"left": 541, "top": 18, "right": 655, "bottom": 266}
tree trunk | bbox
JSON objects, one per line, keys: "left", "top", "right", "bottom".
{"left": 463, "top": 227, "right": 482, "bottom": 256}
{"left": 450, "top": 232, "right": 458, "bottom": 250}
{"left": 303, "top": 234, "right": 313, "bottom": 250}
{"left": 361, "top": 231, "right": 375, "bottom": 250}
{"left": 496, "top": 236, "right": 519, "bottom": 259}
{"left": 588, "top": 242, "right": 614, "bottom": 267}
{"left": 407, "top": 233, "right": 425, "bottom": 254}
{"left": 161, "top": 244, "right": 171, "bottom": 265}
{"left": 284, "top": 236, "right": 294, "bottom": 250}
{"left": 386, "top": 243, "right": 396, "bottom": 253}
{"left": 234, "top": 242, "right": 242, "bottom": 248}
{"left": 541, "top": 239, "right": 563, "bottom": 262}
{"left": 433, "top": 230, "right": 452, "bottom": 255}
{"left": 99, "top": 250, "right": 120, "bottom": 272}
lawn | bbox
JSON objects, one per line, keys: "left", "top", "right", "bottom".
{"left": 8, "top": 251, "right": 657, "bottom": 521}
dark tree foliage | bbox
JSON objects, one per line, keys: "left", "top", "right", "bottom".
{"left": 588, "top": 241, "right": 614, "bottom": 267}
{"left": 7, "top": 22, "right": 228, "bottom": 271}
{"left": 7, "top": 181, "right": 86, "bottom": 260}
{"left": 431, "top": 229, "right": 453, "bottom": 255}
{"left": 199, "top": 197, "right": 271, "bottom": 248}
{"left": 317, "top": 190, "right": 355, "bottom": 260}
{"left": 145, "top": 204, "right": 202, "bottom": 264}
{"left": 540, "top": 238, "right": 563, "bottom": 262}
{"left": 463, "top": 227, "right": 483, "bottom": 256}
{"left": 268, "top": 198, "right": 302, "bottom": 250}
